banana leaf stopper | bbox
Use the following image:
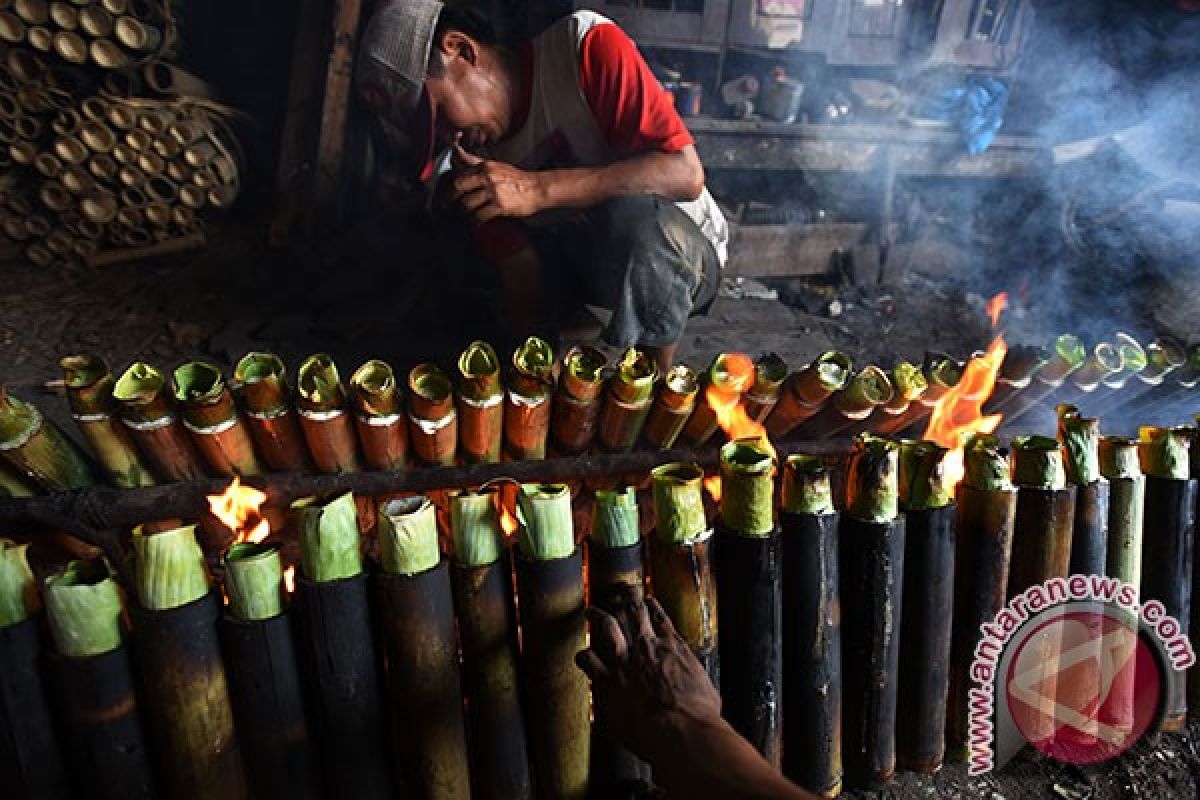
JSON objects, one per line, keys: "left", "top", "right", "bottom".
{"left": 708, "top": 352, "right": 756, "bottom": 394}
{"left": 898, "top": 440, "right": 954, "bottom": 510}
{"left": 611, "top": 349, "right": 658, "bottom": 405}
{"left": 0, "top": 389, "right": 96, "bottom": 490}
{"left": 233, "top": 352, "right": 292, "bottom": 413}
{"left": 0, "top": 538, "right": 38, "bottom": 628}
{"left": 298, "top": 492, "right": 363, "bottom": 582}
{"left": 718, "top": 437, "right": 775, "bottom": 536}
{"left": 1137, "top": 426, "right": 1191, "bottom": 480}
{"left": 791, "top": 351, "right": 853, "bottom": 405}
{"left": 173, "top": 360, "right": 225, "bottom": 405}
{"left": 297, "top": 353, "right": 347, "bottom": 410}
{"left": 560, "top": 345, "right": 608, "bottom": 402}
{"left": 924, "top": 353, "right": 965, "bottom": 393}
{"left": 651, "top": 462, "right": 708, "bottom": 544}
{"left": 591, "top": 487, "right": 640, "bottom": 549}
{"left": 1140, "top": 337, "right": 1185, "bottom": 384}
{"left": 44, "top": 559, "right": 125, "bottom": 658}
{"left": 1011, "top": 436, "right": 1067, "bottom": 489}
{"left": 1057, "top": 404, "right": 1101, "bottom": 486}
{"left": 350, "top": 360, "right": 401, "bottom": 417}
{"left": 511, "top": 336, "right": 556, "bottom": 397}
{"left": 748, "top": 353, "right": 788, "bottom": 401}
{"left": 885, "top": 361, "right": 927, "bottom": 412}
{"left": 781, "top": 454, "right": 834, "bottom": 516}
{"left": 516, "top": 483, "right": 575, "bottom": 561}
{"left": 113, "top": 362, "right": 172, "bottom": 421}
{"left": 60, "top": 354, "right": 116, "bottom": 414}
{"left": 378, "top": 495, "right": 441, "bottom": 576}
{"left": 451, "top": 490, "right": 504, "bottom": 568}
{"left": 1039, "top": 334, "right": 1086, "bottom": 384}
{"left": 131, "top": 523, "right": 209, "bottom": 611}
{"left": 458, "top": 341, "right": 504, "bottom": 401}
{"left": 1108, "top": 333, "right": 1147, "bottom": 386}
{"left": 845, "top": 434, "right": 899, "bottom": 523}
{"left": 1099, "top": 436, "right": 1142, "bottom": 480}
{"left": 224, "top": 542, "right": 284, "bottom": 622}
{"left": 838, "top": 366, "right": 894, "bottom": 415}
{"left": 964, "top": 433, "right": 1012, "bottom": 491}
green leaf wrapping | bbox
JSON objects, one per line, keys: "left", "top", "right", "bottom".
{"left": 1137, "top": 427, "right": 1191, "bottom": 480}
{"left": 845, "top": 434, "right": 898, "bottom": 523}
{"left": 44, "top": 559, "right": 124, "bottom": 658}
{"left": 898, "top": 439, "right": 954, "bottom": 510}
{"left": 378, "top": 495, "right": 441, "bottom": 576}
{"left": 718, "top": 438, "right": 775, "bottom": 536}
{"left": 1011, "top": 436, "right": 1067, "bottom": 489}
{"left": 1057, "top": 404, "right": 1100, "bottom": 486}
{"left": 451, "top": 490, "right": 504, "bottom": 567}
{"left": 651, "top": 462, "right": 708, "bottom": 544}
{"left": 298, "top": 492, "right": 363, "bottom": 582}
{"left": 591, "top": 487, "right": 640, "bottom": 549}
{"left": 132, "top": 524, "right": 209, "bottom": 611}
{"left": 0, "top": 538, "right": 38, "bottom": 628}
{"left": 224, "top": 542, "right": 284, "bottom": 622}
{"left": 964, "top": 433, "right": 1012, "bottom": 491}
{"left": 516, "top": 483, "right": 575, "bottom": 561}
{"left": 781, "top": 454, "right": 834, "bottom": 515}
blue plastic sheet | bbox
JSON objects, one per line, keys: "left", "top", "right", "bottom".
{"left": 919, "top": 75, "right": 1010, "bottom": 155}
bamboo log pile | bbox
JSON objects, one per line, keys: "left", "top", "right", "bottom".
{"left": 0, "top": 0, "right": 239, "bottom": 268}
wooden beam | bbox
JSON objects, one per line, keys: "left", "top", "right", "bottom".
{"left": 310, "top": 0, "right": 365, "bottom": 230}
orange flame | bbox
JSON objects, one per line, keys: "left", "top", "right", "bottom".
{"left": 207, "top": 477, "right": 269, "bottom": 544}
{"left": 283, "top": 566, "right": 296, "bottom": 594}
{"left": 986, "top": 292, "right": 1009, "bottom": 328}
{"left": 499, "top": 506, "right": 518, "bottom": 539}
{"left": 706, "top": 353, "right": 777, "bottom": 460}
{"left": 923, "top": 336, "right": 1007, "bottom": 486}
{"left": 703, "top": 475, "right": 723, "bottom": 504}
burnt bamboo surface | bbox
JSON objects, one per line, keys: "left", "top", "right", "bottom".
{"left": 1068, "top": 480, "right": 1109, "bottom": 577}
{"left": 1008, "top": 487, "right": 1076, "bottom": 599}
{"left": 0, "top": 617, "right": 72, "bottom": 800}
{"left": 780, "top": 510, "right": 842, "bottom": 798}
{"left": 647, "top": 531, "right": 720, "bottom": 685}
{"left": 219, "top": 611, "right": 318, "bottom": 800}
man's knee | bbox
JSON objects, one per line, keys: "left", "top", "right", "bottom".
{"left": 592, "top": 195, "right": 704, "bottom": 258}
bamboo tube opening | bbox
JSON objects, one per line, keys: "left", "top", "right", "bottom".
{"left": 25, "top": 214, "right": 49, "bottom": 235}
{"left": 9, "top": 139, "right": 35, "bottom": 164}
{"left": 14, "top": 0, "right": 45, "bottom": 23}
{"left": 152, "top": 135, "right": 180, "bottom": 158}
{"left": 16, "top": 84, "right": 50, "bottom": 113}
{"left": 143, "top": 60, "right": 170, "bottom": 91}
{"left": 108, "top": 107, "right": 137, "bottom": 134}
{"left": 90, "top": 38, "right": 127, "bottom": 69}
{"left": 77, "top": 4, "right": 111, "bottom": 36}
{"left": 6, "top": 47, "right": 42, "bottom": 81}
{"left": 26, "top": 242, "right": 54, "bottom": 265}
{"left": 45, "top": 228, "right": 73, "bottom": 254}
{"left": 28, "top": 25, "right": 52, "bottom": 51}
{"left": 208, "top": 183, "right": 235, "bottom": 209}
{"left": 125, "top": 225, "right": 150, "bottom": 246}
{"left": 116, "top": 163, "right": 143, "bottom": 187}
{"left": 72, "top": 238, "right": 98, "bottom": 257}
{"left": 183, "top": 140, "right": 215, "bottom": 167}
{"left": 137, "top": 109, "right": 169, "bottom": 135}
{"left": 0, "top": 12, "right": 23, "bottom": 42}
{"left": 52, "top": 30, "right": 87, "bottom": 63}
{"left": 75, "top": 216, "right": 101, "bottom": 238}
{"left": 2, "top": 216, "right": 27, "bottom": 239}
{"left": 124, "top": 127, "right": 149, "bottom": 150}
{"left": 119, "top": 185, "right": 145, "bottom": 207}
{"left": 171, "top": 205, "right": 193, "bottom": 227}
{"left": 81, "top": 190, "right": 117, "bottom": 223}
{"left": 54, "top": 133, "right": 87, "bottom": 164}
{"left": 179, "top": 184, "right": 205, "bottom": 209}
{"left": 0, "top": 93, "right": 19, "bottom": 118}
{"left": 191, "top": 167, "right": 214, "bottom": 189}
{"left": 136, "top": 149, "right": 162, "bottom": 175}
{"left": 100, "top": 0, "right": 126, "bottom": 13}
{"left": 165, "top": 159, "right": 187, "bottom": 182}
{"left": 111, "top": 141, "right": 133, "bottom": 164}
{"left": 169, "top": 121, "right": 200, "bottom": 145}
{"left": 62, "top": 165, "right": 93, "bottom": 193}
{"left": 39, "top": 182, "right": 70, "bottom": 210}
{"left": 145, "top": 175, "right": 175, "bottom": 202}
{"left": 80, "top": 119, "right": 115, "bottom": 152}
{"left": 51, "top": 108, "right": 80, "bottom": 135}
{"left": 88, "top": 152, "right": 116, "bottom": 179}
{"left": 114, "top": 15, "right": 158, "bottom": 50}
{"left": 210, "top": 155, "right": 237, "bottom": 182}
{"left": 80, "top": 94, "right": 107, "bottom": 121}
{"left": 49, "top": 1, "right": 75, "bottom": 28}
{"left": 33, "top": 150, "right": 61, "bottom": 177}
{"left": 101, "top": 68, "right": 139, "bottom": 97}
{"left": 144, "top": 202, "right": 168, "bottom": 227}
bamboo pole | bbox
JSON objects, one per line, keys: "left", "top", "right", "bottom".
{"left": 742, "top": 353, "right": 788, "bottom": 423}
{"left": 550, "top": 344, "right": 606, "bottom": 455}
{"left": 1058, "top": 405, "right": 1108, "bottom": 575}
{"left": 296, "top": 353, "right": 361, "bottom": 474}
{"left": 766, "top": 351, "right": 852, "bottom": 437}
{"left": 60, "top": 353, "right": 155, "bottom": 488}
{"left": 0, "top": 388, "right": 96, "bottom": 490}
{"left": 112, "top": 361, "right": 207, "bottom": 481}
{"left": 232, "top": 352, "right": 310, "bottom": 472}
{"left": 597, "top": 348, "right": 656, "bottom": 453}
{"left": 174, "top": 361, "right": 262, "bottom": 477}
{"left": 643, "top": 364, "right": 698, "bottom": 450}
{"left": 504, "top": 337, "right": 554, "bottom": 461}
{"left": 408, "top": 362, "right": 457, "bottom": 467}
{"left": 456, "top": 341, "right": 505, "bottom": 464}
{"left": 349, "top": 359, "right": 407, "bottom": 471}
{"left": 682, "top": 353, "right": 754, "bottom": 446}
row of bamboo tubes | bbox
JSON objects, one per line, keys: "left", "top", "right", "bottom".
{"left": 0, "top": 0, "right": 167, "bottom": 72}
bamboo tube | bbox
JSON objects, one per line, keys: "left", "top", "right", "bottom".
{"left": 180, "top": 183, "right": 206, "bottom": 209}
{"left": 7, "top": 47, "right": 41, "bottom": 81}
{"left": 896, "top": 441, "right": 956, "bottom": 774}
{"left": 550, "top": 344, "right": 606, "bottom": 455}
{"left": 449, "top": 490, "right": 531, "bottom": 799}
{"left": 78, "top": 3, "right": 110, "bottom": 35}
{"left": 456, "top": 341, "right": 505, "bottom": 464}
{"left": 1058, "top": 405, "right": 1108, "bottom": 575}
{"left": 61, "top": 354, "right": 155, "bottom": 488}
{"left": 120, "top": 186, "right": 146, "bottom": 208}
{"left": 292, "top": 493, "right": 393, "bottom": 799}
{"left": 587, "top": 488, "right": 653, "bottom": 794}
{"left": 0, "top": 388, "right": 95, "bottom": 490}
{"left": 114, "top": 15, "right": 159, "bottom": 50}
{"left": 173, "top": 361, "right": 262, "bottom": 477}
{"left": 642, "top": 364, "right": 698, "bottom": 450}
{"left": 113, "top": 361, "right": 207, "bottom": 481}
{"left": 89, "top": 153, "right": 117, "bottom": 181}
{"left": 742, "top": 352, "right": 788, "bottom": 423}
{"left": 143, "top": 174, "right": 176, "bottom": 202}
{"left": 505, "top": 336, "right": 555, "bottom": 461}
{"left": 766, "top": 351, "right": 853, "bottom": 437}
{"left": 296, "top": 353, "right": 361, "bottom": 474}
{"left": 124, "top": 128, "right": 151, "bottom": 153}
{"left": 780, "top": 455, "right": 841, "bottom": 797}
{"left": 52, "top": 29, "right": 87, "bottom": 63}
{"left": 81, "top": 190, "right": 118, "bottom": 223}
{"left": 48, "top": 0, "right": 74, "bottom": 27}
{"left": 44, "top": 559, "right": 155, "bottom": 799}
{"left": 108, "top": 105, "right": 137, "bottom": 133}
{"left": 876, "top": 354, "right": 964, "bottom": 437}
{"left": 154, "top": 133, "right": 181, "bottom": 159}
{"left": 0, "top": 13, "right": 24, "bottom": 42}
{"left": 101, "top": 67, "right": 141, "bottom": 97}
{"left": 90, "top": 38, "right": 128, "bottom": 69}
{"left": 167, "top": 158, "right": 189, "bottom": 182}
{"left": 1101, "top": 332, "right": 1147, "bottom": 390}
{"left": 170, "top": 120, "right": 202, "bottom": 145}
{"left": 597, "top": 348, "right": 656, "bottom": 453}
{"left": 185, "top": 139, "right": 217, "bottom": 167}
{"left": 136, "top": 148, "right": 164, "bottom": 175}
{"left": 28, "top": 24, "right": 51, "bottom": 49}
{"left": 8, "top": 139, "right": 35, "bottom": 165}
{"left": 51, "top": 108, "right": 80, "bottom": 136}
{"left": 144, "top": 61, "right": 217, "bottom": 98}
{"left": 374, "top": 496, "right": 472, "bottom": 798}
{"left": 144, "top": 201, "right": 170, "bottom": 228}
{"left": 26, "top": 243, "right": 55, "bottom": 267}
{"left": 649, "top": 462, "right": 719, "bottom": 682}
{"left": 682, "top": 353, "right": 755, "bottom": 446}
{"left": 947, "top": 435, "right": 1016, "bottom": 762}
{"left": 100, "top": 0, "right": 126, "bottom": 13}
{"left": 12, "top": 112, "right": 41, "bottom": 139}
{"left": 1070, "top": 341, "right": 1122, "bottom": 394}
{"left": 25, "top": 214, "right": 50, "bottom": 237}
{"left": 514, "top": 484, "right": 589, "bottom": 800}
{"left": 40, "top": 181, "right": 71, "bottom": 210}
{"left": 14, "top": 0, "right": 45, "bottom": 24}
{"left": 839, "top": 434, "right": 904, "bottom": 789}
{"left": 62, "top": 164, "right": 94, "bottom": 193}
{"left": 349, "top": 359, "right": 407, "bottom": 471}
{"left": 408, "top": 362, "right": 457, "bottom": 466}
{"left": 136, "top": 108, "right": 170, "bottom": 136}
{"left": 208, "top": 183, "right": 237, "bottom": 209}
{"left": 34, "top": 150, "right": 61, "bottom": 177}
{"left": 794, "top": 365, "right": 894, "bottom": 438}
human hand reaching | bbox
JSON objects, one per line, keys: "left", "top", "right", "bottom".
{"left": 448, "top": 144, "right": 545, "bottom": 223}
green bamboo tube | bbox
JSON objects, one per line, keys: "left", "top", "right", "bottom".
{"left": 44, "top": 557, "right": 123, "bottom": 658}
{"left": 719, "top": 437, "right": 775, "bottom": 535}
{"left": 457, "top": 341, "right": 504, "bottom": 464}
{"left": 742, "top": 353, "right": 788, "bottom": 423}
{"left": 350, "top": 359, "right": 407, "bottom": 471}
{"left": 297, "top": 491, "right": 363, "bottom": 583}
{"left": 845, "top": 434, "right": 899, "bottom": 523}
{"left": 766, "top": 352, "right": 853, "bottom": 437}
{"left": 1139, "top": 336, "right": 1186, "bottom": 385}
{"left": 797, "top": 366, "right": 894, "bottom": 437}
{"left": 1058, "top": 406, "right": 1108, "bottom": 576}
{"left": 174, "top": 361, "right": 262, "bottom": 478}
{"left": 598, "top": 348, "right": 657, "bottom": 452}
{"left": 296, "top": 353, "right": 362, "bottom": 474}
{"left": 131, "top": 523, "right": 208, "bottom": 612}
{"left": 652, "top": 462, "right": 709, "bottom": 545}
{"left": 882, "top": 361, "right": 927, "bottom": 416}
{"left": 223, "top": 542, "right": 283, "bottom": 623}
{"left": 642, "top": 364, "right": 698, "bottom": 450}
{"left": 897, "top": 440, "right": 954, "bottom": 511}
{"left": 591, "top": 486, "right": 640, "bottom": 550}
{"left": 1070, "top": 341, "right": 1122, "bottom": 392}
{"left": 551, "top": 345, "right": 607, "bottom": 455}
{"left": 1100, "top": 436, "right": 1144, "bottom": 589}
{"left": 409, "top": 363, "right": 458, "bottom": 467}
{"left": 505, "top": 337, "right": 555, "bottom": 461}
{"left": 378, "top": 495, "right": 441, "bottom": 576}
{"left": 232, "top": 352, "right": 310, "bottom": 472}
{"left": 1038, "top": 334, "right": 1087, "bottom": 386}
{"left": 0, "top": 538, "right": 38, "bottom": 630}
{"left": 1102, "top": 332, "right": 1147, "bottom": 389}
{"left": 0, "top": 388, "right": 96, "bottom": 490}
{"left": 61, "top": 353, "right": 154, "bottom": 487}
{"left": 682, "top": 353, "right": 756, "bottom": 446}
{"left": 114, "top": 362, "right": 207, "bottom": 482}
{"left": 0, "top": 461, "right": 34, "bottom": 497}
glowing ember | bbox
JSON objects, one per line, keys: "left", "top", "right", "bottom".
{"left": 703, "top": 475, "right": 723, "bottom": 504}
{"left": 207, "top": 476, "right": 269, "bottom": 544}
{"left": 283, "top": 566, "right": 296, "bottom": 594}
{"left": 986, "top": 292, "right": 1009, "bottom": 328}
{"left": 707, "top": 353, "right": 777, "bottom": 460}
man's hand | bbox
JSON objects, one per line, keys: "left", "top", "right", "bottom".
{"left": 448, "top": 144, "right": 545, "bottom": 223}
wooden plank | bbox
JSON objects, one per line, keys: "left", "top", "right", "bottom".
{"left": 726, "top": 222, "right": 866, "bottom": 278}
{"left": 310, "top": 0, "right": 365, "bottom": 230}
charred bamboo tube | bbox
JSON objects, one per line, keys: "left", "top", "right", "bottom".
{"left": 876, "top": 353, "right": 963, "bottom": 438}
{"left": 60, "top": 354, "right": 155, "bottom": 488}
{"left": 113, "top": 362, "right": 207, "bottom": 482}
{"left": 839, "top": 434, "right": 904, "bottom": 789}
{"left": 998, "top": 335, "right": 1086, "bottom": 427}
{"left": 349, "top": 359, "right": 407, "bottom": 472}
{"left": 1057, "top": 405, "right": 1108, "bottom": 575}
{"left": 44, "top": 558, "right": 155, "bottom": 799}
{"left": 374, "top": 497, "right": 472, "bottom": 798}
{"left": 796, "top": 366, "right": 894, "bottom": 439}
{"left": 1138, "top": 426, "right": 1194, "bottom": 731}
{"left": 296, "top": 353, "right": 361, "bottom": 474}
{"left": 779, "top": 455, "right": 841, "bottom": 796}
{"left": 514, "top": 484, "right": 589, "bottom": 799}
{"left": 1094, "top": 336, "right": 1186, "bottom": 420}
{"left": 587, "top": 487, "right": 653, "bottom": 792}
{"left": 292, "top": 492, "right": 392, "bottom": 798}
{"left": 130, "top": 524, "right": 247, "bottom": 800}
{"left": 866, "top": 361, "right": 927, "bottom": 433}
{"left": 174, "top": 361, "right": 262, "bottom": 478}
{"left": 649, "top": 462, "right": 719, "bottom": 682}
{"left": 598, "top": 348, "right": 657, "bottom": 453}
{"left": 713, "top": 437, "right": 781, "bottom": 766}
{"left": 456, "top": 341, "right": 504, "bottom": 464}
{"left": 505, "top": 337, "right": 555, "bottom": 461}
{"left": 0, "top": 387, "right": 96, "bottom": 490}
{"left": 1101, "top": 333, "right": 1147, "bottom": 390}
{"left": 231, "top": 353, "right": 310, "bottom": 472}
{"left": 550, "top": 344, "right": 606, "bottom": 455}
{"left": 1100, "top": 437, "right": 1144, "bottom": 587}
{"left": 409, "top": 363, "right": 458, "bottom": 467}
{"left": 896, "top": 441, "right": 956, "bottom": 774}
{"left": 742, "top": 353, "right": 788, "bottom": 423}
{"left": 766, "top": 351, "right": 852, "bottom": 438}
{"left": 449, "top": 490, "right": 530, "bottom": 799}
{"left": 642, "top": 364, "right": 698, "bottom": 450}
{"left": 0, "top": 541, "right": 72, "bottom": 799}
{"left": 682, "top": 353, "right": 755, "bottom": 446}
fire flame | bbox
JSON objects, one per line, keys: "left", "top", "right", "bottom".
{"left": 499, "top": 505, "right": 518, "bottom": 539}
{"left": 922, "top": 294, "right": 1009, "bottom": 485}
{"left": 703, "top": 475, "right": 722, "bottom": 504}
{"left": 207, "top": 477, "right": 269, "bottom": 544}
{"left": 706, "top": 353, "right": 777, "bottom": 461}
{"left": 283, "top": 566, "right": 296, "bottom": 594}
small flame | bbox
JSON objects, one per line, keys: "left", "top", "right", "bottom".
{"left": 207, "top": 477, "right": 269, "bottom": 544}
{"left": 499, "top": 506, "right": 518, "bottom": 539}
{"left": 986, "top": 292, "right": 1009, "bottom": 329}
{"left": 283, "top": 566, "right": 296, "bottom": 594}
{"left": 703, "top": 475, "right": 722, "bottom": 504}
{"left": 706, "top": 353, "right": 777, "bottom": 460}
{"left": 923, "top": 335, "right": 1007, "bottom": 486}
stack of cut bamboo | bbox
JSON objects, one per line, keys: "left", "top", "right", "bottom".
{"left": 0, "top": 0, "right": 240, "bottom": 268}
